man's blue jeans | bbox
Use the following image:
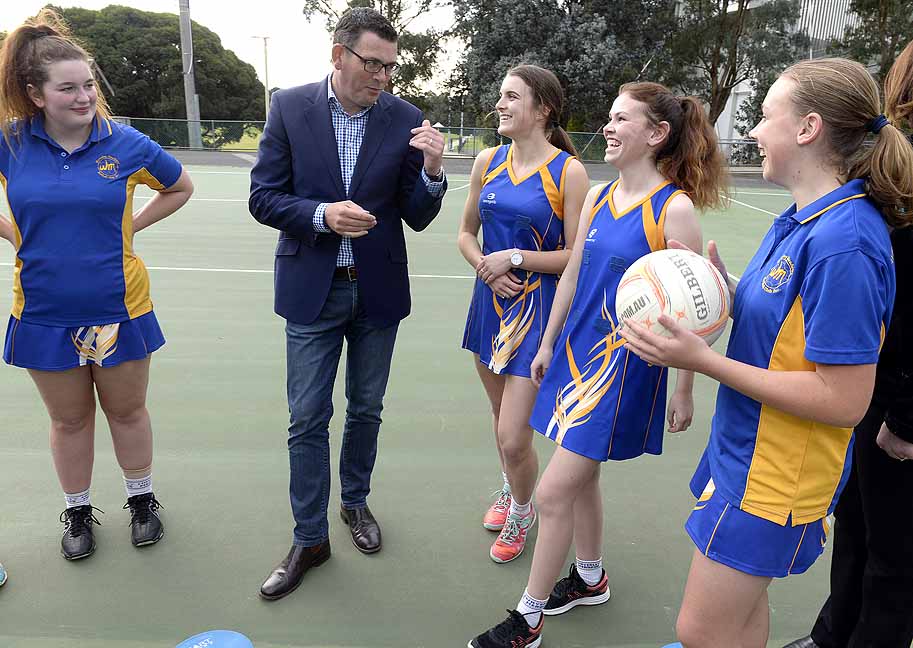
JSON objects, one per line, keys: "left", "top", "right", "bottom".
{"left": 285, "top": 278, "right": 398, "bottom": 546}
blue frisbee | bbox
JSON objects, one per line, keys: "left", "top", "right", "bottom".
{"left": 661, "top": 643, "right": 683, "bottom": 648}
{"left": 0, "top": 561, "right": 7, "bottom": 587}
{"left": 176, "top": 630, "right": 253, "bottom": 648}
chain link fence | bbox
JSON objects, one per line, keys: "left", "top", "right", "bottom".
{"left": 115, "top": 117, "right": 760, "bottom": 169}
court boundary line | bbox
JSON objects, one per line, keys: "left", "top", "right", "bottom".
{"left": 727, "top": 197, "right": 778, "bottom": 217}
{"left": 0, "top": 262, "right": 473, "bottom": 279}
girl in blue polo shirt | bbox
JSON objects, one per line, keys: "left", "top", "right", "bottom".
{"left": 623, "top": 58, "right": 913, "bottom": 647}
{"left": 0, "top": 10, "right": 193, "bottom": 561}
{"left": 459, "top": 65, "right": 589, "bottom": 564}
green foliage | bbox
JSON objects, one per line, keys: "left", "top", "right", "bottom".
{"left": 302, "top": 0, "right": 444, "bottom": 101}
{"left": 49, "top": 4, "right": 264, "bottom": 123}
{"left": 452, "top": 0, "right": 677, "bottom": 132}
{"left": 670, "top": 0, "right": 808, "bottom": 124}
{"left": 830, "top": 0, "right": 913, "bottom": 79}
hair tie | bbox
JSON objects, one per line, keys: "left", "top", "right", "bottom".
{"left": 550, "top": 119, "right": 561, "bottom": 130}
{"left": 866, "top": 114, "right": 889, "bottom": 135}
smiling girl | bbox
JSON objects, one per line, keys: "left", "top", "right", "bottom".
{"left": 459, "top": 65, "right": 589, "bottom": 564}
{"left": 469, "top": 81, "right": 725, "bottom": 648}
{"left": 0, "top": 10, "right": 193, "bottom": 560}
{"left": 622, "top": 59, "right": 913, "bottom": 647}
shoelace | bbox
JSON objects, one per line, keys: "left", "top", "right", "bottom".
{"left": 552, "top": 567, "right": 582, "bottom": 598}
{"left": 490, "top": 610, "right": 531, "bottom": 641}
{"left": 124, "top": 495, "right": 163, "bottom": 525}
{"left": 498, "top": 517, "right": 522, "bottom": 544}
{"left": 490, "top": 489, "right": 511, "bottom": 511}
{"left": 58, "top": 506, "right": 104, "bottom": 537}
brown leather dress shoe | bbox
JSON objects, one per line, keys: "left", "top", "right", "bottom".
{"left": 340, "top": 505, "right": 381, "bottom": 554}
{"left": 259, "top": 541, "right": 330, "bottom": 600}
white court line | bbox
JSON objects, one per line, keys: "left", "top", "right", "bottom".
{"left": 135, "top": 182, "right": 471, "bottom": 203}
{"left": 0, "top": 261, "right": 473, "bottom": 279}
{"left": 729, "top": 197, "right": 778, "bottom": 217}
{"left": 735, "top": 191, "right": 791, "bottom": 197}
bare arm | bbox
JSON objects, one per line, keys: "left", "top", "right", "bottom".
{"left": 663, "top": 193, "right": 703, "bottom": 429}
{"left": 0, "top": 215, "right": 15, "bottom": 248}
{"left": 457, "top": 149, "right": 523, "bottom": 299}
{"left": 529, "top": 184, "right": 604, "bottom": 386}
{"left": 456, "top": 148, "right": 492, "bottom": 270}
{"left": 623, "top": 315, "right": 877, "bottom": 428}
{"left": 133, "top": 169, "right": 194, "bottom": 234}
{"left": 540, "top": 184, "right": 601, "bottom": 349}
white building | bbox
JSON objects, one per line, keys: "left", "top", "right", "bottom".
{"left": 713, "top": 0, "right": 861, "bottom": 142}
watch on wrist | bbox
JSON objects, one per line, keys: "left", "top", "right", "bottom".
{"left": 510, "top": 250, "right": 524, "bottom": 267}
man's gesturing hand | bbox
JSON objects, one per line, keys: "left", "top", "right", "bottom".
{"left": 325, "top": 201, "right": 377, "bottom": 238}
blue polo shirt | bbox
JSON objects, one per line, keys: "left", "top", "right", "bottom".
{"left": 691, "top": 179, "right": 895, "bottom": 526}
{"left": 0, "top": 116, "right": 182, "bottom": 327}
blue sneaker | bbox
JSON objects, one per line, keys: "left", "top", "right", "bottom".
{"left": 0, "top": 561, "right": 7, "bottom": 587}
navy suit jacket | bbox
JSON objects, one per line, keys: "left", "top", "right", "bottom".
{"left": 249, "top": 78, "right": 446, "bottom": 328}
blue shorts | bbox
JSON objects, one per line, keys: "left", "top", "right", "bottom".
{"left": 3, "top": 312, "right": 165, "bottom": 371}
{"left": 685, "top": 479, "right": 831, "bottom": 578}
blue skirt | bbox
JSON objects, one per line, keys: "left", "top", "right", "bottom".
{"left": 685, "top": 479, "right": 830, "bottom": 578}
{"left": 3, "top": 311, "right": 165, "bottom": 371}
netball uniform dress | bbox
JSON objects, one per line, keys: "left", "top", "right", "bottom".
{"left": 686, "top": 179, "right": 896, "bottom": 577}
{"left": 462, "top": 145, "right": 575, "bottom": 377}
{"left": 0, "top": 116, "right": 182, "bottom": 370}
{"left": 529, "top": 180, "right": 685, "bottom": 461}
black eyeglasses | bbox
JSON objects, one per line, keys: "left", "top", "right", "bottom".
{"left": 343, "top": 45, "right": 400, "bottom": 76}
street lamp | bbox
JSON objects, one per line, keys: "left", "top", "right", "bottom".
{"left": 252, "top": 35, "right": 270, "bottom": 121}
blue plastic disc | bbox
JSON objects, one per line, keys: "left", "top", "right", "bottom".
{"left": 176, "top": 630, "right": 253, "bottom": 648}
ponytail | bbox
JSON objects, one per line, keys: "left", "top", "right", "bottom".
{"left": 619, "top": 82, "right": 727, "bottom": 211}
{"left": 0, "top": 8, "right": 110, "bottom": 149}
{"left": 506, "top": 65, "right": 578, "bottom": 157}
{"left": 885, "top": 40, "right": 913, "bottom": 131}
{"left": 548, "top": 124, "right": 578, "bottom": 157}
{"left": 784, "top": 58, "right": 913, "bottom": 228}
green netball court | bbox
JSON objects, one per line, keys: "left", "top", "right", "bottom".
{"left": 0, "top": 162, "right": 832, "bottom": 647}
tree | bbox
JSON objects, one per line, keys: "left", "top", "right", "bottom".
{"left": 302, "top": 0, "right": 445, "bottom": 102}
{"left": 452, "top": 0, "right": 677, "bottom": 133}
{"left": 49, "top": 5, "right": 264, "bottom": 125}
{"left": 831, "top": 0, "right": 913, "bottom": 79}
{"left": 670, "top": 0, "right": 808, "bottom": 124}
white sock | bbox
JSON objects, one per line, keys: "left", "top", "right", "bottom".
{"left": 510, "top": 498, "right": 531, "bottom": 518}
{"left": 64, "top": 488, "right": 91, "bottom": 509}
{"left": 516, "top": 589, "right": 547, "bottom": 627}
{"left": 576, "top": 556, "right": 604, "bottom": 586}
{"left": 124, "top": 474, "right": 153, "bottom": 498}
{"left": 502, "top": 471, "right": 511, "bottom": 494}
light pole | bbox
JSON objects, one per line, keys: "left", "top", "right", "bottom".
{"left": 252, "top": 36, "right": 270, "bottom": 121}
{"left": 178, "top": 0, "right": 203, "bottom": 148}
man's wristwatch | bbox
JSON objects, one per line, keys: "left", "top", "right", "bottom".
{"left": 510, "top": 249, "right": 524, "bottom": 267}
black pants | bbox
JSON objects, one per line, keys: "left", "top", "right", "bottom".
{"left": 810, "top": 398, "right": 913, "bottom": 648}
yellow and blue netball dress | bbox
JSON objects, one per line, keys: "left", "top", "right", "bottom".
{"left": 462, "top": 145, "right": 575, "bottom": 377}
{"left": 686, "top": 179, "right": 895, "bottom": 577}
{"left": 0, "top": 116, "right": 182, "bottom": 371}
{"left": 530, "top": 180, "right": 685, "bottom": 461}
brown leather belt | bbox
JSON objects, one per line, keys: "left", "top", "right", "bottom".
{"left": 333, "top": 266, "right": 357, "bottom": 281}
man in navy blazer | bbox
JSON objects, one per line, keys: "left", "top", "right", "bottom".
{"left": 249, "top": 8, "right": 446, "bottom": 601}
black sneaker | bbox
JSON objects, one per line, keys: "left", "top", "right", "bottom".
{"left": 59, "top": 505, "right": 102, "bottom": 560}
{"left": 543, "top": 563, "right": 610, "bottom": 615}
{"left": 124, "top": 493, "right": 164, "bottom": 547}
{"left": 468, "top": 609, "right": 543, "bottom": 648}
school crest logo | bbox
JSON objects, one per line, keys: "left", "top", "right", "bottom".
{"left": 96, "top": 155, "right": 120, "bottom": 179}
{"left": 762, "top": 255, "right": 794, "bottom": 293}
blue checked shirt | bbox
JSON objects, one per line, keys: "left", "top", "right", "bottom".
{"left": 313, "top": 74, "right": 445, "bottom": 267}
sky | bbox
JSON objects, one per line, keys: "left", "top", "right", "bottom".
{"left": 1, "top": 1, "right": 456, "bottom": 93}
